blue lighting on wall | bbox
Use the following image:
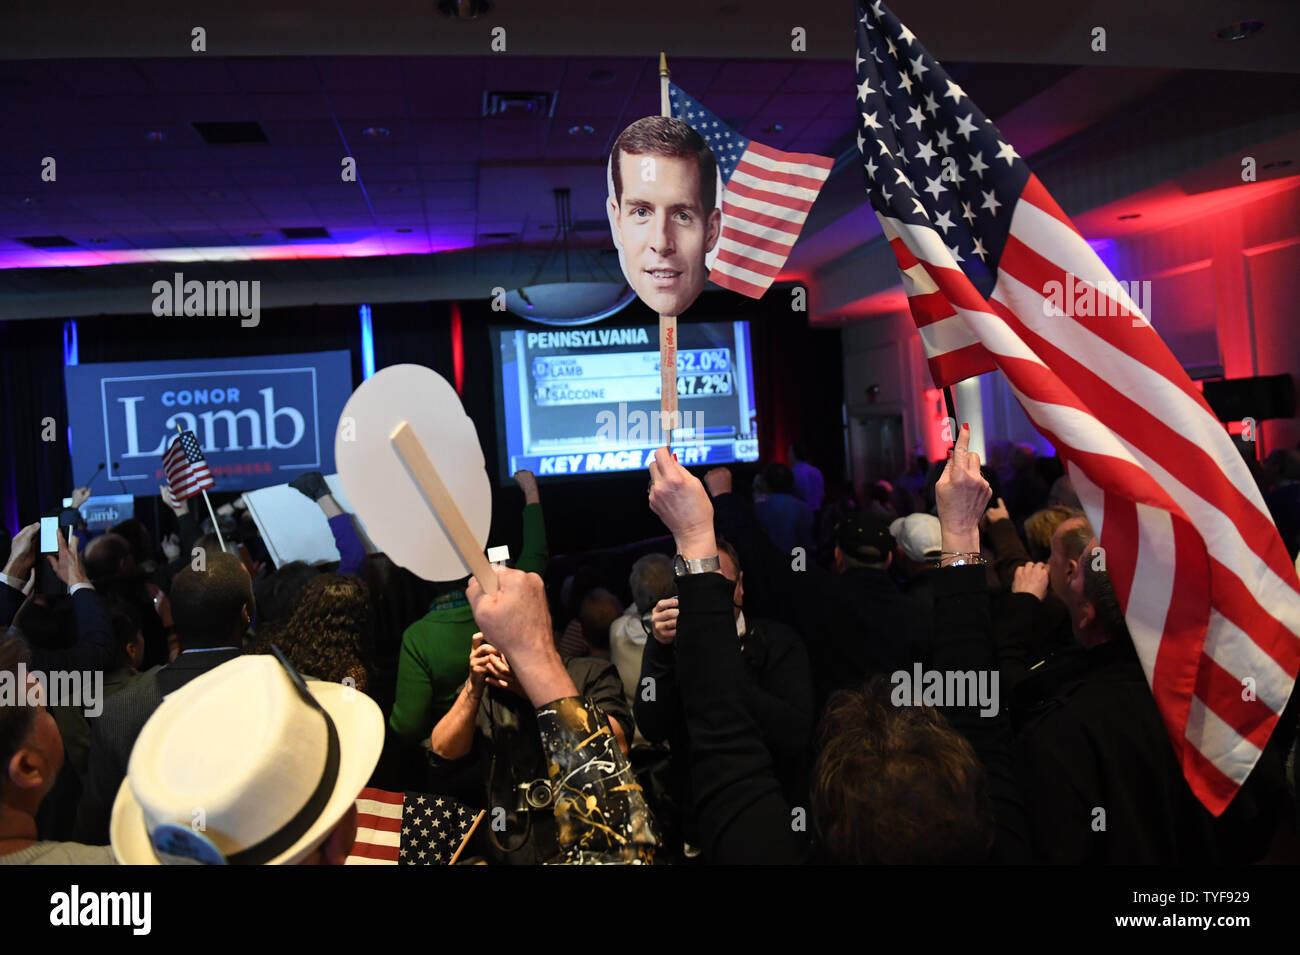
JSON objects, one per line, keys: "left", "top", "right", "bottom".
{"left": 359, "top": 304, "right": 375, "bottom": 380}
{"left": 63, "top": 319, "right": 78, "bottom": 366}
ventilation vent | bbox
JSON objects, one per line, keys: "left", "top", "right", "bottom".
{"left": 483, "top": 91, "right": 554, "bottom": 118}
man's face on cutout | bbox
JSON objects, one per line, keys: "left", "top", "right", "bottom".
{"left": 610, "top": 151, "right": 720, "bottom": 317}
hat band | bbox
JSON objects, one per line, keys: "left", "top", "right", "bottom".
{"left": 148, "top": 705, "right": 341, "bottom": 866}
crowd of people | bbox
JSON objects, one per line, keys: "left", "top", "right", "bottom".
{"left": 2, "top": 430, "right": 1299, "bottom": 865}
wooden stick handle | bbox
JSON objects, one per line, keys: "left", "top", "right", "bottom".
{"left": 659, "top": 314, "right": 678, "bottom": 452}
{"left": 389, "top": 420, "right": 498, "bottom": 594}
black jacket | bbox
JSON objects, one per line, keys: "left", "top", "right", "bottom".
{"left": 74, "top": 646, "right": 242, "bottom": 844}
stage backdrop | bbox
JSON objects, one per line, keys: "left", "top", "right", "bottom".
{"left": 64, "top": 350, "right": 353, "bottom": 496}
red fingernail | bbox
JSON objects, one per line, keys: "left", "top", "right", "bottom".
{"left": 672, "top": 452, "right": 677, "bottom": 461}
{"left": 962, "top": 422, "right": 969, "bottom": 430}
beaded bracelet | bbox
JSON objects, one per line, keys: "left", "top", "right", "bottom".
{"left": 937, "top": 551, "right": 987, "bottom": 568}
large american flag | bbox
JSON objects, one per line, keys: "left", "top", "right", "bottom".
{"left": 162, "top": 429, "right": 214, "bottom": 501}
{"left": 668, "top": 82, "right": 833, "bottom": 298}
{"left": 346, "top": 788, "right": 484, "bottom": 865}
{"left": 854, "top": 0, "right": 1300, "bottom": 814}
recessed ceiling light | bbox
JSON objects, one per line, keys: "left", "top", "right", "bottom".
{"left": 1118, "top": 213, "right": 1141, "bottom": 220}
{"left": 362, "top": 126, "right": 391, "bottom": 138}
{"left": 146, "top": 130, "right": 167, "bottom": 142}
{"left": 568, "top": 124, "right": 596, "bottom": 137}
{"left": 395, "top": 228, "right": 413, "bottom": 233}
{"left": 1214, "top": 19, "right": 1264, "bottom": 41}
{"left": 764, "top": 123, "right": 785, "bottom": 134}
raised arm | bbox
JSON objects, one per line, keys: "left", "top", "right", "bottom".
{"left": 466, "top": 566, "right": 658, "bottom": 863}
{"left": 651, "top": 451, "right": 805, "bottom": 864}
{"left": 512, "top": 470, "right": 549, "bottom": 576}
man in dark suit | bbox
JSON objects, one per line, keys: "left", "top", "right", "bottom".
{"left": 74, "top": 551, "right": 253, "bottom": 844}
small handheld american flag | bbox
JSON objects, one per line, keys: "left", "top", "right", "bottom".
{"left": 668, "top": 83, "right": 833, "bottom": 298}
{"left": 346, "top": 788, "right": 485, "bottom": 865}
{"left": 162, "top": 429, "right": 214, "bottom": 502}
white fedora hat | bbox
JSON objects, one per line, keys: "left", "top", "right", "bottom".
{"left": 110, "top": 652, "right": 383, "bottom": 865}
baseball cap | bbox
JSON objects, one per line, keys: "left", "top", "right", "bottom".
{"left": 835, "top": 513, "right": 893, "bottom": 564}
{"left": 890, "top": 513, "right": 943, "bottom": 562}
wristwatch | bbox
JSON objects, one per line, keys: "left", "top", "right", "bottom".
{"left": 674, "top": 554, "right": 721, "bottom": 577}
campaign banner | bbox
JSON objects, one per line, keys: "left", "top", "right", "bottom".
{"left": 65, "top": 351, "right": 353, "bottom": 496}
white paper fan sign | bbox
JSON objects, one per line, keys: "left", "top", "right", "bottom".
{"left": 335, "top": 365, "right": 497, "bottom": 591}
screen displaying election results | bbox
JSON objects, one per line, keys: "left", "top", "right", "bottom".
{"left": 490, "top": 320, "right": 760, "bottom": 481}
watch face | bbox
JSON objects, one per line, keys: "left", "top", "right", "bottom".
{"left": 673, "top": 554, "right": 687, "bottom": 577}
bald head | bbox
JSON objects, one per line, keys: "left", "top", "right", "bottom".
{"left": 1065, "top": 536, "right": 1128, "bottom": 647}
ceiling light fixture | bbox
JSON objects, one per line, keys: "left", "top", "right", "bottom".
{"left": 505, "top": 187, "right": 634, "bottom": 325}
{"left": 362, "top": 126, "right": 391, "bottom": 138}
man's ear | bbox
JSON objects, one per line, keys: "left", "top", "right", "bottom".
{"left": 8, "top": 745, "right": 48, "bottom": 793}
{"left": 705, "top": 206, "right": 721, "bottom": 253}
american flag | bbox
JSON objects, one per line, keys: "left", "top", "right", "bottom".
{"left": 668, "top": 82, "right": 833, "bottom": 298}
{"left": 345, "top": 788, "right": 484, "bottom": 865}
{"left": 162, "top": 429, "right": 214, "bottom": 501}
{"left": 854, "top": 0, "right": 1300, "bottom": 814}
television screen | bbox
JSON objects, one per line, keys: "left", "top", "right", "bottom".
{"left": 490, "top": 320, "right": 759, "bottom": 481}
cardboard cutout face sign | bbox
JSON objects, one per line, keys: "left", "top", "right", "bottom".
{"left": 606, "top": 115, "right": 723, "bottom": 317}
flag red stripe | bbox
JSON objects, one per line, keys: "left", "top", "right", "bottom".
{"left": 1207, "top": 556, "right": 1300, "bottom": 678}
{"left": 1183, "top": 737, "right": 1248, "bottom": 813}
{"left": 713, "top": 246, "right": 781, "bottom": 279}
{"left": 987, "top": 257, "right": 1300, "bottom": 586}
{"left": 926, "top": 342, "right": 997, "bottom": 385}
{"left": 721, "top": 200, "right": 803, "bottom": 236}
{"left": 720, "top": 223, "right": 798, "bottom": 258}
{"left": 710, "top": 269, "right": 769, "bottom": 298}
{"left": 355, "top": 812, "right": 401, "bottom": 833}
{"left": 745, "top": 139, "right": 834, "bottom": 171}
{"left": 1194, "top": 652, "right": 1277, "bottom": 751}
{"left": 733, "top": 157, "right": 831, "bottom": 192}
{"left": 359, "top": 788, "right": 403, "bottom": 804}
{"left": 724, "top": 177, "right": 815, "bottom": 215}
{"left": 348, "top": 840, "right": 400, "bottom": 862}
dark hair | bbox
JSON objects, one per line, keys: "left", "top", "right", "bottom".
{"left": 717, "top": 536, "right": 742, "bottom": 576}
{"left": 611, "top": 116, "right": 717, "bottom": 213}
{"left": 254, "top": 560, "right": 321, "bottom": 634}
{"left": 170, "top": 552, "right": 253, "bottom": 650}
{"left": 0, "top": 634, "right": 37, "bottom": 773}
{"left": 812, "top": 679, "right": 993, "bottom": 864}
{"left": 274, "top": 573, "right": 370, "bottom": 689}
{"left": 1081, "top": 549, "right": 1129, "bottom": 642}
{"left": 84, "top": 533, "right": 131, "bottom": 582}
{"left": 109, "top": 519, "right": 155, "bottom": 566}
{"left": 578, "top": 588, "right": 623, "bottom": 652}
{"left": 764, "top": 462, "right": 795, "bottom": 495}
{"left": 628, "top": 553, "right": 675, "bottom": 615}
{"left": 105, "top": 598, "right": 144, "bottom": 670}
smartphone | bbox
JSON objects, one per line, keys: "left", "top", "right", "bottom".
{"left": 40, "top": 516, "right": 60, "bottom": 554}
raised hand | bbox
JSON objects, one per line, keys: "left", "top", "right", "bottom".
{"left": 513, "top": 469, "right": 540, "bottom": 505}
{"left": 1, "top": 522, "right": 41, "bottom": 585}
{"left": 1012, "top": 561, "right": 1050, "bottom": 601}
{"left": 936, "top": 424, "right": 991, "bottom": 556}
{"left": 648, "top": 448, "right": 716, "bottom": 560}
{"left": 47, "top": 529, "right": 90, "bottom": 589}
